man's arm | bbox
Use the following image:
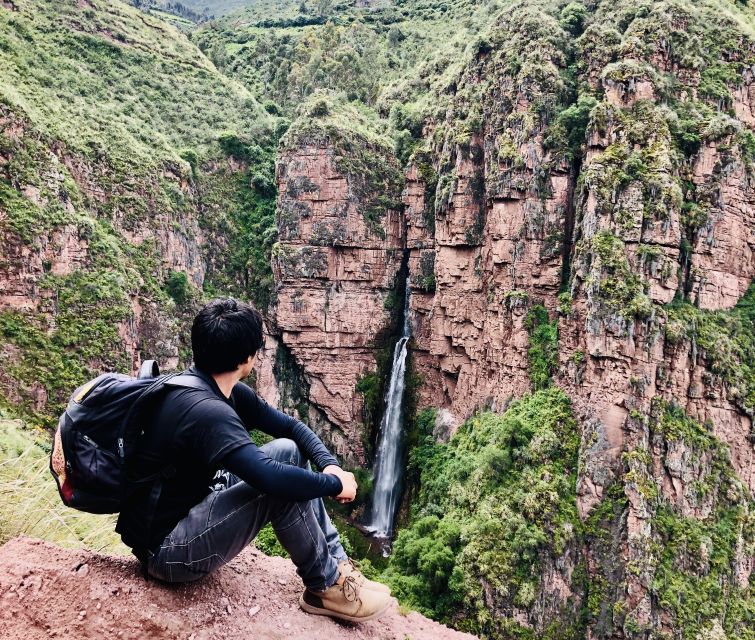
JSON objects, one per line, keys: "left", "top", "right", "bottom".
{"left": 189, "top": 396, "right": 344, "bottom": 501}
{"left": 221, "top": 442, "right": 343, "bottom": 501}
{"left": 230, "top": 384, "right": 358, "bottom": 502}
{"left": 232, "top": 383, "right": 338, "bottom": 470}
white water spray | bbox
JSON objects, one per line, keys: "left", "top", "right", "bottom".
{"left": 367, "top": 278, "right": 411, "bottom": 543}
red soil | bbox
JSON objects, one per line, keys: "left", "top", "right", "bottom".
{"left": 0, "top": 536, "right": 477, "bottom": 640}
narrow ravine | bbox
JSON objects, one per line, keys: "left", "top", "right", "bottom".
{"left": 366, "top": 278, "right": 411, "bottom": 549}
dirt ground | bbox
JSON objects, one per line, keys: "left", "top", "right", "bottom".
{"left": 0, "top": 536, "right": 477, "bottom": 640}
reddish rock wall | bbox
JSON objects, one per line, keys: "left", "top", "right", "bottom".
{"left": 0, "top": 104, "right": 208, "bottom": 387}
{"left": 265, "top": 3, "right": 755, "bottom": 637}
{"left": 263, "top": 137, "right": 404, "bottom": 465}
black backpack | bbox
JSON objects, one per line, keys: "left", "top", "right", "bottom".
{"left": 50, "top": 360, "right": 211, "bottom": 514}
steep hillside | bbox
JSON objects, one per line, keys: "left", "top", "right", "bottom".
{"left": 214, "top": 0, "right": 755, "bottom": 637}
{"left": 0, "top": 0, "right": 278, "bottom": 424}
{"left": 192, "top": 0, "right": 487, "bottom": 116}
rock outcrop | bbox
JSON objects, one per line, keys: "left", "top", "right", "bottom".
{"left": 265, "top": 1, "right": 755, "bottom": 637}
{"left": 403, "top": 8, "right": 574, "bottom": 422}
{"left": 0, "top": 536, "right": 476, "bottom": 640}
{"left": 261, "top": 115, "right": 405, "bottom": 465}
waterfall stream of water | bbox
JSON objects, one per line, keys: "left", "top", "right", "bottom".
{"left": 367, "top": 278, "right": 411, "bottom": 545}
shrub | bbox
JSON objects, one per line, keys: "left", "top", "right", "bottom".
{"left": 178, "top": 148, "right": 199, "bottom": 172}
{"left": 384, "top": 389, "right": 582, "bottom": 637}
{"left": 526, "top": 305, "right": 559, "bottom": 389}
{"left": 165, "top": 270, "right": 191, "bottom": 306}
{"left": 263, "top": 100, "right": 282, "bottom": 115}
{"left": 559, "top": 2, "right": 588, "bottom": 36}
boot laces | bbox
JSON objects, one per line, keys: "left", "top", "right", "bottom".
{"left": 344, "top": 558, "right": 364, "bottom": 582}
{"left": 342, "top": 575, "right": 359, "bottom": 602}
{"left": 346, "top": 558, "right": 360, "bottom": 570}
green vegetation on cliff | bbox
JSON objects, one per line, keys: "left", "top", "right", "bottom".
{"left": 391, "top": 393, "right": 753, "bottom": 640}
{"left": 525, "top": 305, "right": 559, "bottom": 390}
{"left": 198, "top": 134, "right": 280, "bottom": 309}
{"left": 0, "top": 106, "right": 177, "bottom": 422}
{"left": 573, "top": 0, "right": 755, "bottom": 329}
{"left": 0, "top": 0, "right": 269, "bottom": 164}
{"left": 383, "top": 389, "right": 583, "bottom": 639}
{"left": 0, "top": 0, "right": 279, "bottom": 421}
{"left": 665, "top": 283, "right": 755, "bottom": 416}
{"left": 644, "top": 401, "right": 754, "bottom": 639}
{"left": 0, "top": 270, "right": 135, "bottom": 423}
{"left": 279, "top": 97, "right": 404, "bottom": 238}
{"left": 587, "top": 229, "right": 653, "bottom": 321}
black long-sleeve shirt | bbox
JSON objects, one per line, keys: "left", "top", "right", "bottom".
{"left": 116, "top": 367, "right": 342, "bottom": 552}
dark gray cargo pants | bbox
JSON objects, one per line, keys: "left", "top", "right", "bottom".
{"left": 146, "top": 438, "right": 348, "bottom": 591}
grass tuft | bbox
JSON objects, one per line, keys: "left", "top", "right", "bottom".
{"left": 0, "top": 418, "right": 127, "bottom": 554}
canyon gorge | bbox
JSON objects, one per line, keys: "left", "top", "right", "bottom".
{"left": 1, "top": 0, "right": 754, "bottom": 638}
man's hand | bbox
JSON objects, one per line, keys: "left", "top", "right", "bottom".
{"left": 323, "top": 465, "right": 357, "bottom": 504}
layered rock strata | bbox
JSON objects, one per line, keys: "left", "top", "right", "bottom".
{"left": 264, "top": 126, "right": 404, "bottom": 465}
{"left": 267, "top": 1, "right": 755, "bottom": 637}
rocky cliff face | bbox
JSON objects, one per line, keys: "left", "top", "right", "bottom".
{"left": 403, "top": 11, "right": 574, "bottom": 421}
{"left": 260, "top": 111, "right": 405, "bottom": 465}
{"left": 0, "top": 0, "right": 272, "bottom": 424}
{"left": 0, "top": 105, "right": 179, "bottom": 418}
{"left": 0, "top": 102, "right": 201, "bottom": 358}
{"left": 266, "top": 1, "right": 755, "bottom": 637}
{"left": 0, "top": 98, "right": 244, "bottom": 423}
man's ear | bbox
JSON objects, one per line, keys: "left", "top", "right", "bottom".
{"left": 235, "top": 356, "right": 254, "bottom": 380}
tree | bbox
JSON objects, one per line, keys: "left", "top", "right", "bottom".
{"left": 559, "top": 2, "right": 588, "bottom": 36}
{"left": 165, "top": 271, "right": 190, "bottom": 306}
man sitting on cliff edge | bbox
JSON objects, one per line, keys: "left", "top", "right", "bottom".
{"left": 116, "top": 297, "right": 391, "bottom": 622}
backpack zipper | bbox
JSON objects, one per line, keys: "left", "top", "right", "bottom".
{"left": 81, "top": 434, "right": 99, "bottom": 449}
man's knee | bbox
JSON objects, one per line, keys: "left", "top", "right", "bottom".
{"left": 263, "top": 437, "right": 304, "bottom": 467}
{"left": 147, "top": 552, "right": 224, "bottom": 583}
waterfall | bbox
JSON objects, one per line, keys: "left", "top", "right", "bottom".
{"left": 367, "top": 278, "right": 411, "bottom": 543}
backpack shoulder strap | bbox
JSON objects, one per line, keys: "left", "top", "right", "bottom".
{"left": 123, "top": 373, "right": 214, "bottom": 447}
{"left": 164, "top": 373, "right": 214, "bottom": 393}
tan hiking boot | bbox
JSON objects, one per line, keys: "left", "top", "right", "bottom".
{"left": 338, "top": 558, "right": 391, "bottom": 595}
{"left": 299, "top": 575, "right": 391, "bottom": 622}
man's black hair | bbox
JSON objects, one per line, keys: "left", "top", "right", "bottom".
{"left": 191, "top": 298, "right": 264, "bottom": 374}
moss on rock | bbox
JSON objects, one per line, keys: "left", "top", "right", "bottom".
{"left": 384, "top": 388, "right": 583, "bottom": 639}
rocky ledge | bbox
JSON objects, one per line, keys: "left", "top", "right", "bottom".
{"left": 0, "top": 536, "right": 475, "bottom": 640}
